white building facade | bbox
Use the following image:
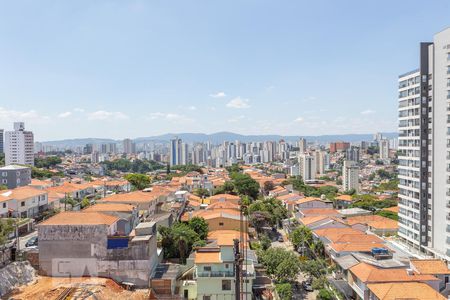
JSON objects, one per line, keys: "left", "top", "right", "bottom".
{"left": 5, "top": 122, "right": 34, "bottom": 166}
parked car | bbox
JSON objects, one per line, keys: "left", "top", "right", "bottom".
{"left": 25, "top": 236, "right": 38, "bottom": 248}
{"left": 302, "top": 280, "right": 313, "bottom": 292}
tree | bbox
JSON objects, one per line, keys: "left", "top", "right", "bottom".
{"left": 317, "top": 289, "right": 333, "bottom": 300}
{"left": 276, "top": 283, "right": 293, "bottom": 300}
{"left": 263, "top": 181, "right": 275, "bottom": 193}
{"left": 299, "top": 259, "right": 328, "bottom": 278}
{"left": 34, "top": 156, "right": 62, "bottom": 168}
{"left": 213, "top": 181, "right": 236, "bottom": 195}
{"left": 250, "top": 211, "right": 271, "bottom": 234}
{"left": 80, "top": 197, "right": 91, "bottom": 209}
{"left": 260, "top": 234, "right": 272, "bottom": 250}
{"left": 124, "top": 173, "right": 151, "bottom": 190}
{"left": 188, "top": 217, "right": 209, "bottom": 240}
{"left": 0, "top": 185, "right": 7, "bottom": 191}
{"left": 231, "top": 173, "right": 260, "bottom": 199}
{"left": 259, "top": 247, "right": 300, "bottom": 282}
{"left": 193, "top": 188, "right": 210, "bottom": 198}
{"left": 0, "top": 219, "right": 14, "bottom": 246}
{"left": 248, "top": 197, "right": 288, "bottom": 228}
{"left": 289, "top": 225, "right": 313, "bottom": 250}
{"left": 158, "top": 222, "right": 203, "bottom": 263}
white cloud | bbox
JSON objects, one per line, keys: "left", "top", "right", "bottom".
{"left": 294, "top": 117, "right": 304, "bottom": 123}
{"left": 149, "top": 112, "right": 193, "bottom": 122}
{"left": 74, "top": 108, "right": 85, "bottom": 113}
{"left": 58, "top": 111, "right": 72, "bottom": 118}
{"left": 209, "top": 91, "right": 226, "bottom": 98}
{"left": 226, "top": 97, "right": 250, "bottom": 109}
{"left": 361, "top": 109, "right": 376, "bottom": 115}
{"left": 88, "top": 110, "right": 129, "bottom": 120}
{"left": 0, "top": 107, "right": 49, "bottom": 123}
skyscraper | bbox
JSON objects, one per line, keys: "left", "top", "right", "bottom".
{"left": 379, "top": 139, "right": 390, "bottom": 160}
{"left": 298, "top": 138, "right": 307, "bottom": 153}
{"left": 298, "top": 153, "right": 316, "bottom": 181}
{"left": 398, "top": 27, "right": 450, "bottom": 256}
{"left": 123, "top": 138, "right": 135, "bottom": 154}
{"left": 0, "top": 129, "right": 4, "bottom": 154}
{"left": 342, "top": 160, "right": 359, "bottom": 193}
{"left": 5, "top": 122, "right": 34, "bottom": 166}
{"left": 170, "top": 137, "right": 182, "bottom": 166}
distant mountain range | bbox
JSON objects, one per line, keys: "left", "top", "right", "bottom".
{"left": 41, "top": 131, "right": 398, "bottom": 147}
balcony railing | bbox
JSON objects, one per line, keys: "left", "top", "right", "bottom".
{"left": 195, "top": 271, "right": 234, "bottom": 278}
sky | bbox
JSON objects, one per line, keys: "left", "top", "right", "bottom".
{"left": 1, "top": 0, "right": 450, "bottom": 141}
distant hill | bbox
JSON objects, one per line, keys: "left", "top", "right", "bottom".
{"left": 41, "top": 132, "right": 398, "bottom": 147}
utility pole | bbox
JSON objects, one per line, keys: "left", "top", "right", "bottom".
{"left": 233, "top": 238, "right": 241, "bottom": 300}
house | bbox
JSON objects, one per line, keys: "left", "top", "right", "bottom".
{"left": 0, "top": 186, "right": 48, "bottom": 218}
{"left": 38, "top": 212, "right": 159, "bottom": 287}
{"left": 206, "top": 201, "right": 240, "bottom": 211}
{"left": 208, "top": 194, "right": 241, "bottom": 205}
{"left": 348, "top": 262, "right": 440, "bottom": 300}
{"left": 345, "top": 215, "right": 398, "bottom": 236}
{"left": 367, "top": 282, "right": 446, "bottom": 300}
{"left": 46, "top": 182, "right": 94, "bottom": 200}
{"left": 298, "top": 208, "right": 340, "bottom": 218}
{"left": 98, "top": 190, "right": 160, "bottom": 218}
{"left": 410, "top": 259, "right": 450, "bottom": 292}
{"left": 335, "top": 194, "right": 354, "bottom": 209}
{"left": 276, "top": 193, "right": 302, "bottom": 212}
{"left": 83, "top": 203, "right": 139, "bottom": 235}
{"left": 180, "top": 230, "right": 255, "bottom": 300}
{"left": 181, "top": 209, "right": 246, "bottom": 231}
{"left": 295, "top": 197, "right": 333, "bottom": 210}
{"left": 0, "top": 165, "right": 31, "bottom": 189}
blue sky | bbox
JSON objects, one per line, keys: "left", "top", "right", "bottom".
{"left": 1, "top": 0, "right": 450, "bottom": 141}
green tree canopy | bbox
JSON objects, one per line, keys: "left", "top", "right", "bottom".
{"left": 230, "top": 172, "right": 260, "bottom": 199}
{"left": 124, "top": 173, "right": 151, "bottom": 190}
{"left": 188, "top": 217, "right": 209, "bottom": 240}
{"left": 259, "top": 247, "right": 301, "bottom": 282}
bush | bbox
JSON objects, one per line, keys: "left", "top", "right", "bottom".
{"left": 317, "top": 288, "right": 333, "bottom": 300}
{"left": 276, "top": 283, "right": 293, "bottom": 300}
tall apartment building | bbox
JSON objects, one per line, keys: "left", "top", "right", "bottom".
{"left": 170, "top": 137, "right": 182, "bottom": 166}
{"left": 398, "top": 27, "right": 450, "bottom": 257}
{"left": 345, "top": 146, "right": 360, "bottom": 162}
{"left": 314, "top": 150, "right": 329, "bottom": 175}
{"left": 5, "top": 122, "right": 34, "bottom": 166}
{"left": 329, "top": 141, "right": 350, "bottom": 153}
{"left": 379, "top": 139, "right": 390, "bottom": 160}
{"left": 0, "top": 129, "right": 4, "bottom": 154}
{"left": 298, "top": 138, "right": 307, "bottom": 153}
{"left": 299, "top": 153, "right": 316, "bottom": 181}
{"left": 342, "top": 160, "right": 359, "bottom": 193}
{"left": 123, "top": 138, "right": 135, "bottom": 154}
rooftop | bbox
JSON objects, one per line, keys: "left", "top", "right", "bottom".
{"left": 367, "top": 282, "right": 446, "bottom": 300}
{"left": 39, "top": 211, "right": 119, "bottom": 226}
{"left": 0, "top": 165, "right": 30, "bottom": 170}
{"left": 410, "top": 259, "right": 450, "bottom": 275}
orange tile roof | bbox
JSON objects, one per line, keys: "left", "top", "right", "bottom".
{"left": 332, "top": 233, "right": 383, "bottom": 244}
{"left": 350, "top": 262, "right": 438, "bottom": 284}
{"left": 336, "top": 194, "right": 353, "bottom": 202}
{"left": 181, "top": 208, "right": 242, "bottom": 222}
{"left": 367, "top": 282, "right": 446, "bottom": 300}
{"left": 84, "top": 203, "right": 135, "bottom": 213}
{"left": 207, "top": 201, "right": 240, "bottom": 210}
{"left": 346, "top": 215, "right": 398, "bottom": 230}
{"left": 296, "top": 197, "right": 322, "bottom": 204}
{"left": 382, "top": 206, "right": 399, "bottom": 213}
{"left": 329, "top": 243, "right": 388, "bottom": 253}
{"left": 100, "top": 191, "right": 159, "bottom": 203}
{"left": 39, "top": 212, "right": 119, "bottom": 226}
{"left": 0, "top": 186, "right": 47, "bottom": 201}
{"left": 194, "top": 251, "right": 221, "bottom": 264}
{"left": 314, "top": 227, "right": 364, "bottom": 240}
{"left": 410, "top": 259, "right": 450, "bottom": 275}
{"left": 209, "top": 194, "right": 240, "bottom": 201}
{"left": 299, "top": 216, "right": 331, "bottom": 226}
{"left": 208, "top": 230, "right": 241, "bottom": 240}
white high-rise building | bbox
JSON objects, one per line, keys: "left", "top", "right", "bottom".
{"left": 298, "top": 154, "right": 316, "bottom": 181}
{"left": 298, "top": 138, "right": 307, "bottom": 153}
{"left": 398, "top": 27, "right": 450, "bottom": 256}
{"left": 379, "top": 139, "right": 390, "bottom": 160}
{"left": 342, "top": 160, "right": 359, "bottom": 193}
{"left": 5, "top": 122, "right": 34, "bottom": 166}
{"left": 0, "top": 129, "right": 4, "bottom": 154}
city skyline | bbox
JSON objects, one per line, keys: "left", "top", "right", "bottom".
{"left": 2, "top": 1, "right": 450, "bottom": 140}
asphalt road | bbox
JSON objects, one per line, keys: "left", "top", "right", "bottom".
{"left": 18, "top": 230, "right": 38, "bottom": 250}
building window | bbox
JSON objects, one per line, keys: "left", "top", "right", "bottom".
{"left": 21, "top": 201, "right": 25, "bottom": 207}
{"left": 219, "top": 222, "right": 224, "bottom": 226}
{"left": 222, "top": 280, "right": 232, "bottom": 291}
{"left": 2, "top": 203, "right": 5, "bottom": 208}
{"left": 203, "top": 296, "right": 211, "bottom": 300}
{"left": 204, "top": 266, "right": 211, "bottom": 272}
